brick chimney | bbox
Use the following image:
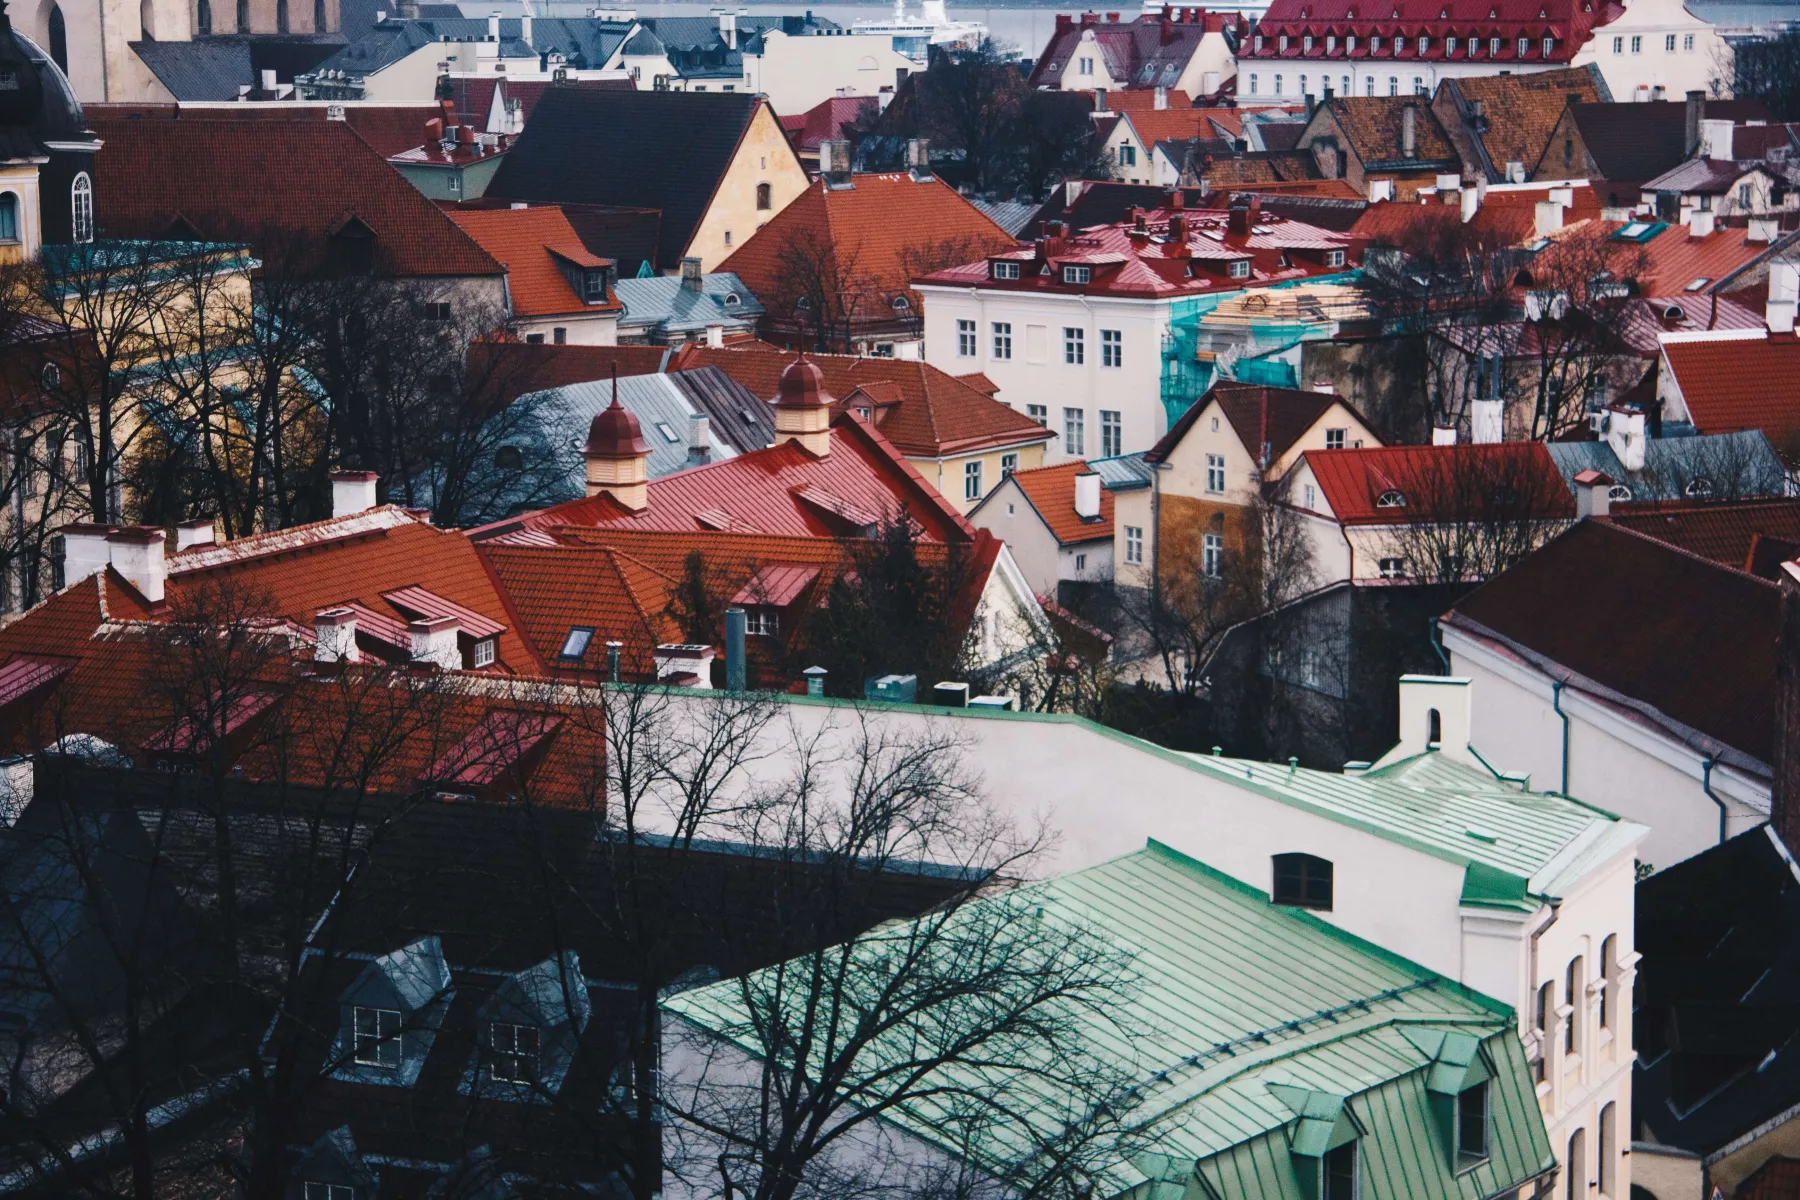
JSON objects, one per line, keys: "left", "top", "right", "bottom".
{"left": 584, "top": 367, "right": 651, "bottom": 508}
{"left": 772, "top": 355, "right": 833, "bottom": 456}
{"left": 681, "top": 257, "right": 704, "bottom": 293}
{"left": 1776, "top": 559, "right": 1800, "bottom": 853}
{"left": 106, "top": 527, "right": 166, "bottom": 603}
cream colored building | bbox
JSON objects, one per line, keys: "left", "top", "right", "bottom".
{"left": 739, "top": 30, "right": 917, "bottom": 115}
{"left": 1572, "top": 0, "right": 1732, "bottom": 102}
{"left": 682, "top": 102, "right": 809, "bottom": 270}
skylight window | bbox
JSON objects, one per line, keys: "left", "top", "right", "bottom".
{"left": 559, "top": 627, "right": 594, "bottom": 660}
{"left": 1684, "top": 277, "right": 1711, "bottom": 292}
{"left": 655, "top": 422, "right": 680, "bottom": 442}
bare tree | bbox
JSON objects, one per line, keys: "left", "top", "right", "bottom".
{"left": 768, "top": 228, "right": 873, "bottom": 354}
{"left": 1380, "top": 448, "right": 1572, "bottom": 583}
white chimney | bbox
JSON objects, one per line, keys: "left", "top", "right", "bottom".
{"left": 1688, "top": 209, "right": 1716, "bottom": 238}
{"left": 1750, "top": 217, "right": 1780, "bottom": 243}
{"left": 1460, "top": 186, "right": 1479, "bottom": 223}
{"left": 1471, "top": 397, "right": 1503, "bottom": 444}
{"left": 106, "top": 527, "right": 166, "bottom": 603}
{"left": 718, "top": 8, "right": 737, "bottom": 49}
{"left": 654, "top": 643, "right": 716, "bottom": 688}
{"left": 1604, "top": 406, "right": 1647, "bottom": 472}
{"left": 1534, "top": 200, "right": 1563, "bottom": 237}
{"left": 1073, "top": 471, "right": 1102, "bottom": 519}
{"left": 1549, "top": 185, "right": 1574, "bottom": 207}
{"left": 1401, "top": 104, "right": 1417, "bottom": 159}
{"left": 174, "top": 518, "right": 216, "bottom": 551}
{"left": 1394, "top": 674, "right": 1476, "bottom": 767}
{"left": 1154, "top": 85, "right": 1169, "bottom": 110}
{"left": 1312, "top": 379, "right": 1335, "bottom": 394}
{"left": 1431, "top": 423, "right": 1458, "bottom": 445}
{"left": 1506, "top": 161, "right": 1526, "bottom": 183}
{"left": 521, "top": 12, "right": 533, "bottom": 45}
{"left": 331, "top": 470, "right": 379, "bottom": 517}
{"left": 1573, "top": 468, "right": 1613, "bottom": 519}
{"left": 260, "top": 68, "right": 277, "bottom": 92}
{"left": 705, "top": 323, "right": 724, "bottom": 348}
{"left": 58, "top": 524, "right": 116, "bottom": 586}
{"left": 314, "top": 607, "right": 361, "bottom": 664}
{"left": 488, "top": 9, "right": 501, "bottom": 39}
{"left": 1770, "top": 258, "right": 1799, "bottom": 332}
{"left": 1367, "top": 178, "right": 1394, "bottom": 203}
{"left": 688, "top": 412, "right": 712, "bottom": 465}
{"left": 409, "top": 616, "right": 461, "bottom": 669}
{"left": 1700, "top": 117, "right": 1734, "bottom": 160}
{"left": 1435, "top": 173, "right": 1460, "bottom": 191}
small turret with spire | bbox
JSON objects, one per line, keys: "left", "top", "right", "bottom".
{"left": 583, "top": 365, "right": 650, "bottom": 509}
{"left": 772, "top": 354, "right": 833, "bottom": 457}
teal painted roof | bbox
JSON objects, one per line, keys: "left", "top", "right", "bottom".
{"left": 665, "top": 842, "right": 1554, "bottom": 1200}
{"left": 1177, "top": 750, "right": 1642, "bottom": 897}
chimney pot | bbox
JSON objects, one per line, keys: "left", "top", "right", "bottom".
{"left": 653, "top": 643, "right": 716, "bottom": 688}
{"left": 688, "top": 412, "right": 713, "bottom": 465}
{"left": 681, "top": 257, "right": 703, "bottom": 292}
{"left": 1573, "top": 469, "right": 1613, "bottom": 518}
{"left": 330, "top": 470, "right": 380, "bottom": 517}
{"left": 409, "top": 615, "right": 462, "bottom": 669}
{"left": 705, "top": 322, "right": 725, "bottom": 348}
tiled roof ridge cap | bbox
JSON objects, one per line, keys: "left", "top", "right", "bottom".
{"left": 167, "top": 506, "right": 421, "bottom": 574}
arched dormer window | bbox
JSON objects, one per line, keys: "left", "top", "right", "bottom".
{"left": 1684, "top": 476, "right": 1714, "bottom": 498}
{"left": 48, "top": 4, "right": 69, "bottom": 73}
{"left": 1272, "top": 852, "right": 1333, "bottom": 910}
{"left": 71, "top": 173, "right": 93, "bottom": 244}
{"left": 1376, "top": 488, "right": 1406, "bottom": 507}
{"left": 890, "top": 294, "right": 911, "bottom": 312}
{"left": 1606, "top": 484, "right": 1631, "bottom": 501}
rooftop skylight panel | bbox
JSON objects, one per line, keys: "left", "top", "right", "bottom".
{"left": 560, "top": 627, "right": 594, "bottom": 660}
{"left": 656, "top": 421, "right": 680, "bottom": 442}
{"left": 1684, "top": 277, "right": 1711, "bottom": 292}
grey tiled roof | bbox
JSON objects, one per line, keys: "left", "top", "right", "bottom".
{"left": 1089, "top": 451, "right": 1153, "bottom": 491}
{"left": 1546, "top": 430, "right": 1791, "bottom": 503}
{"left": 613, "top": 272, "right": 763, "bottom": 338}
{"left": 314, "top": 16, "right": 633, "bottom": 77}
{"left": 532, "top": 371, "right": 738, "bottom": 482}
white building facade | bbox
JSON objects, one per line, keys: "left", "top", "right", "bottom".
{"left": 1570, "top": 0, "right": 1732, "bottom": 102}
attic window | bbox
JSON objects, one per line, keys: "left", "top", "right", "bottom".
{"left": 1376, "top": 489, "right": 1406, "bottom": 507}
{"left": 992, "top": 260, "right": 1022, "bottom": 280}
{"left": 1272, "top": 852, "right": 1333, "bottom": 910}
{"left": 1684, "top": 476, "right": 1714, "bottom": 498}
{"left": 1607, "top": 484, "right": 1632, "bottom": 501}
{"left": 1326, "top": 249, "right": 1346, "bottom": 267}
{"left": 1063, "top": 265, "right": 1092, "bottom": 284}
{"left": 1229, "top": 259, "right": 1252, "bottom": 279}
{"left": 488, "top": 1022, "right": 539, "bottom": 1083}
{"left": 1683, "top": 277, "right": 1711, "bottom": 292}
{"left": 353, "top": 1007, "right": 401, "bottom": 1069}
{"left": 1457, "top": 1082, "right": 1489, "bottom": 1162}
{"left": 655, "top": 421, "right": 680, "bottom": 443}
{"left": 891, "top": 294, "right": 911, "bottom": 311}
{"left": 723, "top": 293, "right": 741, "bottom": 305}
{"left": 559, "top": 627, "right": 594, "bottom": 660}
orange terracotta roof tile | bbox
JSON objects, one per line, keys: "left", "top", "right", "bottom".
{"left": 1661, "top": 331, "right": 1800, "bottom": 434}
{"left": 1305, "top": 442, "right": 1573, "bottom": 525}
{"left": 1445, "top": 67, "right": 1606, "bottom": 179}
{"left": 448, "top": 206, "right": 621, "bottom": 318}
{"left": 1000, "top": 460, "right": 1114, "bottom": 545}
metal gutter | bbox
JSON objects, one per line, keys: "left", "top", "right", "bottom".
{"left": 1701, "top": 753, "right": 1729, "bottom": 846}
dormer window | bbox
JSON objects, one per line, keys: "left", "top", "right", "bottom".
{"left": 1371, "top": 35, "right": 1382, "bottom": 52}
{"left": 1346, "top": 35, "right": 1356, "bottom": 50}
{"left": 891, "top": 294, "right": 911, "bottom": 311}
{"left": 1685, "top": 476, "right": 1714, "bottom": 498}
{"left": 352, "top": 1007, "right": 401, "bottom": 1069}
{"left": 1228, "top": 259, "right": 1251, "bottom": 279}
{"left": 745, "top": 608, "right": 780, "bottom": 636}
{"left": 1303, "top": 34, "right": 1313, "bottom": 50}
{"left": 1543, "top": 36, "right": 1554, "bottom": 55}
{"left": 1458, "top": 1081, "right": 1489, "bottom": 1163}
{"left": 1517, "top": 35, "right": 1529, "bottom": 55}
{"left": 488, "top": 1022, "right": 540, "bottom": 1084}
{"left": 1376, "top": 489, "right": 1406, "bottom": 507}
{"left": 1273, "top": 852, "right": 1333, "bottom": 910}
{"left": 1447, "top": 35, "right": 1458, "bottom": 52}
{"left": 584, "top": 271, "right": 607, "bottom": 301}
{"left": 1279, "top": 34, "right": 1289, "bottom": 50}
{"left": 1254, "top": 34, "right": 1264, "bottom": 50}
{"left": 1063, "top": 265, "right": 1092, "bottom": 285}
{"left": 1418, "top": 35, "right": 1429, "bottom": 52}
{"left": 992, "top": 260, "right": 1021, "bottom": 280}
{"left": 1325, "top": 249, "right": 1346, "bottom": 267}
{"left": 1323, "top": 1141, "right": 1357, "bottom": 1200}
{"left": 470, "top": 637, "right": 496, "bottom": 668}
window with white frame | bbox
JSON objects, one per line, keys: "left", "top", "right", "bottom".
{"left": 1100, "top": 410, "right": 1121, "bottom": 457}
{"left": 353, "top": 1006, "right": 401, "bottom": 1068}
{"left": 470, "top": 638, "right": 496, "bottom": 668}
{"left": 1517, "top": 35, "right": 1528, "bottom": 55}
{"left": 1063, "top": 327, "right": 1084, "bottom": 364}
{"left": 956, "top": 319, "right": 976, "bottom": 356}
{"left": 1612, "top": 35, "right": 1623, "bottom": 52}
{"left": 1364, "top": 76, "right": 1374, "bottom": 94}
{"left": 1325, "top": 427, "right": 1345, "bottom": 449}
{"left": 1101, "top": 328, "right": 1122, "bottom": 367}
{"left": 1448, "top": 35, "right": 1458, "bottom": 53}
{"left": 964, "top": 459, "right": 983, "bottom": 501}
{"left": 488, "top": 1022, "right": 539, "bottom": 1083}
{"left": 1229, "top": 259, "right": 1251, "bottom": 279}
{"left": 1062, "top": 265, "right": 1091, "bottom": 285}
{"left": 1079, "top": 56, "right": 1094, "bottom": 74}
{"left": 746, "top": 608, "right": 780, "bottom": 636}
{"left": 1001, "top": 452, "right": 1017, "bottom": 474}
{"left": 1075, "top": 552, "right": 1087, "bottom": 570}
{"left": 1388, "top": 75, "right": 1398, "bottom": 94}
{"left": 991, "top": 260, "right": 1021, "bottom": 280}
{"left": 1418, "top": 35, "right": 1428, "bottom": 52}
{"left": 1684, "top": 32, "right": 1694, "bottom": 50}
{"left": 1378, "top": 556, "right": 1406, "bottom": 578}
{"left": 71, "top": 173, "right": 94, "bottom": 244}
{"left": 1279, "top": 34, "right": 1289, "bottom": 49}
{"left": 1275, "top": 73, "right": 1284, "bottom": 94}
{"left": 1249, "top": 72, "right": 1259, "bottom": 93}
{"left": 1665, "top": 32, "right": 1676, "bottom": 50}
{"left": 1202, "top": 533, "right": 1223, "bottom": 577}
{"left": 1205, "top": 453, "right": 1225, "bottom": 493}
{"left": 1304, "top": 483, "right": 1316, "bottom": 508}
{"left": 1063, "top": 408, "right": 1085, "bottom": 455}
{"left": 1543, "top": 35, "right": 1554, "bottom": 55}
{"left": 1303, "top": 34, "right": 1313, "bottom": 50}
{"left": 1125, "top": 525, "right": 1143, "bottom": 563}
{"left": 992, "top": 321, "right": 1013, "bottom": 359}
{"left": 1325, "top": 249, "right": 1346, "bottom": 267}
{"left": 1027, "top": 403, "right": 1047, "bottom": 426}
{"left": 1630, "top": 34, "right": 1641, "bottom": 52}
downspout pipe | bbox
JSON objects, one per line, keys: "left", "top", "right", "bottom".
{"left": 1429, "top": 616, "right": 1451, "bottom": 673}
{"left": 1552, "top": 679, "right": 1570, "bottom": 796}
{"left": 1702, "top": 753, "right": 1729, "bottom": 846}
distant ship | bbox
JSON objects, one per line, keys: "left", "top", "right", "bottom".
{"left": 851, "top": 0, "right": 990, "bottom": 62}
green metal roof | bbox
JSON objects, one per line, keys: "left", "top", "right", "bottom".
{"left": 664, "top": 842, "right": 1555, "bottom": 1200}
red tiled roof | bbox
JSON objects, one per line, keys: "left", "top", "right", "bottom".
{"left": 1028, "top": 12, "right": 1245, "bottom": 90}
{"left": 784, "top": 95, "right": 879, "bottom": 153}
{"left": 916, "top": 199, "right": 1361, "bottom": 299}
{"left": 1607, "top": 497, "right": 1800, "bottom": 572}
{"left": 717, "top": 174, "right": 1018, "bottom": 314}
{"left": 670, "top": 344, "right": 1052, "bottom": 458}
{"left": 448, "top": 206, "right": 621, "bottom": 317}
{"left": 1741, "top": 1156, "right": 1800, "bottom": 1200}
{"left": 476, "top": 542, "right": 674, "bottom": 677}
{"left": 733, "top": 563, "right": 820, "bottom": 606}
{"left": 1446, "top": 68, "right": 1607, "bottom": 175}
{"left": 1661, "top": 331, "right": 1800, "bottom": 433}
{"left": 956, "top": 372, "right": 1000, "bottom": 396}
{"left": 1557, "top": 217, "right": 1785, "bottom": 298}
{"left": 476, "top": 412, "right": 974, "bottom": 544}
{"left": 424, "top": 709, "right": 564, "bottom": 786}
{"left": 1001, "top": 460, "right": 1114, "bottom": 545}
{"left": 1305, "top": 442, "right": 1574, "bottom": 524}
{"left": 1245, "top": 0, "right": 1621, "bottom": 63}
{"left": 1446, "top": 519, "right": 1777, "bottom": 764}
{"left": 1118, "top": 107, "right": 1248, "bottom": 149}
{"left": 383, "top": 585, "right": 507, "bottom": 640}
{"left": 90, "top": 117, "right": 503, "bottom": 278}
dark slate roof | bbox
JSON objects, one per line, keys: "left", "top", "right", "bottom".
{"left": 129, "top": 35, "right": 346, "bottom": 101}
{"left": 668, "top": 364, "right": 776, "bottom": 454}
{"left": 1445, "top": 519, "right": 1779, "bottom": 767}
{"left": 486, "top": 89, "right": 763, "bottom": 267}
{"left": 1636, "top": 824, "right": 1800, "bottom": 1157}
{"left": 313, "top": 17, "right": 634, "bottom": 78}
{"left": 1037, "top": 179, "right": 1365, "bottom": 234}
{"left": 1571, "top": 99, "right": 1777, "bottom": 183}
{"left": 1544, "top": 429, "right": 1791, "bottom": 504}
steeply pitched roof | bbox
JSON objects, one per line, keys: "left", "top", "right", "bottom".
{"left": 1037, "top": 179, "right": 1367, "bottom": 234}
{"left": 1117, "top": 106, "right": 1245, "bottom": 151}
{"left": 447, "top": 206, "right": 620, "bottom": 318}
{"left": 1446, "top": 519, "right": 1778, "bottom": 766}
{"left": 1149, "top": 381, "right": 1366, "bottom": 466}
{"left": 717, "top": 174, "right": 1017, "bottom": 312}
{"left": 89, "top": 117, "right": 502, "bottom": 278}
{"left": 1305, "top": 442, "right": 1574, "bottom": 525}
{"left": 1027, "top": 12, "right": 1238, "bottom": 91}
{"left": 1544, "top": 429, "right": 1791, "bottom": 504}
{"left": 669, "top": 841, "right": 1554, "bottom": 1200}
{"left": 1313, "top": 96, "right": 1457, "bottom": 169}
{"left": 86, "top": 101, "right": 446, "bottom": 158}
{"left": 666, "top": 365, "right": 777, "bottom": 455}
{"left": 312, "top": 16, "right": 635, "bottom": 77}
{"left": 1249, "top": 0, "right": 1620, "bottom": 65}
{"left": 1662, "top": 330, "right": 1800, "bottom": 433}
{"left": 447, "top": 76, "right": 634, "bottom": 133}
{"left": 1569, "top": 99, "right": 1777, "bottom": 183}
{"left": 486, "top": 89, "right": 767, "bottom": 267}
{"left": 1635, "top": 825, "right": 1800, "bottom": 1156}
{"left": 981, "top": 460, "right": 1114, "bottom": 547}
{"left": 129, "top": 36, "right": 346, "bottom": 102}
{"left": 612, "top": 272, "right": 763, "bottom": 338}
{"left": 782, "top": 95, "right": 878, "bottom": 153}
{"left": 527, "top": 371, "right": 736, "bottom": 481}
{"left": 668, "top": 344, "right": 1050, "bottom": 458}
{"left": 1442, "top": 67, "right": 1608, "bottom": 179}
{"left": 1606, "top": 497, "right": 1800, "bottom": 573}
